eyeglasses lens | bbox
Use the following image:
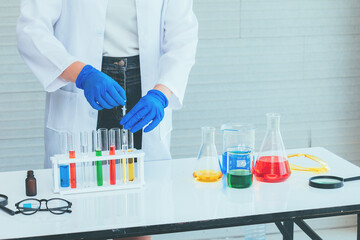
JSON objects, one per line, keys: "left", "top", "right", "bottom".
{"left": 47, "top": 199, "right": 69, "bottom": 214}
{"left": 19, "top": 199, "right": 40, "bottom": 215}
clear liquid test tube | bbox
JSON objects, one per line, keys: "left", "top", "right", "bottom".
{"left": 99, "top": 128, "right": 109, "bottom": 185}
{"left": 80, "top": 131, "right": 91, "bottom": 187}
{"left": 121, "top": 128, "right": 128, "bottom": 183}
{"left": 67, "top": 132, "right": 77, "bottom": 189}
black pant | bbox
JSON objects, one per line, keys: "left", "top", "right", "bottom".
{"left": 97, "top": 56, "right": 142, "bottom": 149}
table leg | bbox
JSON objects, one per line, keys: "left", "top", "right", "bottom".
{"left": 357, "top": 214, "right": 360, "bottom": 240}
{"left": 283, "top": 221, "right": 294, "bottom": 240}
{"left": 274, "top": 221, "right": 294, "bottom": 240}
{"left": 294, "top": 219, "right": 322, "bottom": 240}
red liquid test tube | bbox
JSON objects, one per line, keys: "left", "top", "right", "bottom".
{"left": 109, "top": 146, "right": 116, "bottom": 185}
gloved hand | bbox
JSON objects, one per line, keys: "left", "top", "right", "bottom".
{"left": 120, "top": 89, "right": 168, "bottom": 133}
{"left": 76, "top": 65, "right": 126, "bottom": 110}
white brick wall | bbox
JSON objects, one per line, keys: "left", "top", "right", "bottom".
{"left": 172, "top": 0, "right": 360, "bottom": 168}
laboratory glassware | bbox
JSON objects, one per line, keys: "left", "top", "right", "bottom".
{"left": 15, "top": 198, "right": 72, "bottom": 215}
{"left": 110, "top": 128, "right": 122, "bottom": 183}
{"left": 226, "top": 146, "right": 253, "bottom": 188}
{"left": 128, "top": 131, "right": 135, "bottom": 181}
{"left": 221, "top": 124, "right": 255, "bottom": 174}
{"left": 93, "top": 130, "right": 103, "bottom": 186}
{"left": 98, "top": 128, "right": 109, "bottom": 185}
{"left": 254, "top": 113, "right": 291, "bottom": 183}
{"left": 121, "top": 128, "right": 128, "bottom": 183}
{"left": 81, "top": 131, "right": 92, "bottom": 187}
{"left": 59, "top": 132, "right": 70, "bottom": 188}
{"left": 193, "top": 127, "right": 222, "bottom": 182}
{"left": 109, "top": 128, "right": 119, "bottom": 185}
{"left": 67, "top": 132, "right": 76, "bottom": 188}
{"left": 25, "top": 170, "right": 37, "bottom": 196}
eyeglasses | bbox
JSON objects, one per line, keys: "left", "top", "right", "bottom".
{"left": 15, "top": 198, "right": 72, "bottom": 215}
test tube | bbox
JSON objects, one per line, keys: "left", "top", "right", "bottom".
{"left": 59, "top": 132, "right": 70, "bottom": 188}
{"left": 99, "top": 128, "right": 109, "bottom": 185}
{"left": 109, "top": 128, "right": 119, "bottom": 185}
{"left": 93, "top": 130, "right": 103, "bottom": 186}
{"left": 80, "top": 131, "right": 91, "bottom": 187}
{"left": 121, "top": 128, "right": 128, "bottom": 183}
{"left": 68, "top": 132, "right": 76, "bottom": 189}
{"left": 128, "top": 132, "right": 135, "bottom": 182}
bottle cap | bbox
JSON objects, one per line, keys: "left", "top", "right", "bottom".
{"left": 27, "top": 170, "right": 34, "bottom": 177}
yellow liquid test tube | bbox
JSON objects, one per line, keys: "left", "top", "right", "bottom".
{"left": 128, "top": 150, "right": 134, "bottom": 181}
{"left": 128, "top": 132, "right": 135, "bottom": 181}
{"left": 122, "top": 157, "right": 127, "bottom": 183}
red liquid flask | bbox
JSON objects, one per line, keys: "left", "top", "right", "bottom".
{"left": 254, "top": 156, "right": 291, "bottom": 182}
{"left": 254, "top": 113, "right": 291, "bottom": 183}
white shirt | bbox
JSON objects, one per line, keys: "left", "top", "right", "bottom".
{"left": 103, "top": 0, "right": 139, "bottom": 57}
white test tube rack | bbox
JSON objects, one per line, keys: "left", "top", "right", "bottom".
{"left": 51, "top": 149, "right": 145, "bottom": 195}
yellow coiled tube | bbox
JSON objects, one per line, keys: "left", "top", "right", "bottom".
{"left": 288, "top": 153, "right": 329, "bottom": 174}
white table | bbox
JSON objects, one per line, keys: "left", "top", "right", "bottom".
{"left": 0, "top": 147, "right": 360, "bottom": 240}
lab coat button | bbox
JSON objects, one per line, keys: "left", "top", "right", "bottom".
{"left": 89, "top": 110, "right": 97, "bottom": 118}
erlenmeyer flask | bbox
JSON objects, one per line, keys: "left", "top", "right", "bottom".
{"left": 254, "top": 113, "right": 291, "bottom": 183}
{"left": 193, "top": 127, "right": 223, "bottom": 182}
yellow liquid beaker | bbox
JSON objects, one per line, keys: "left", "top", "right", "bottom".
{"left": 193, "top": 170, "right": 223, "bottom": 182}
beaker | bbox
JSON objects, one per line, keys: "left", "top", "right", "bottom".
{"left": 254, "top": 113, "right": 291, "bottom": 183}
{"left": 193, "top": 127, "right": 223, "bottom": 182}
{"left": 221, "top": 124, "right": 255, "bottom": 174}
{"left": 226, "top": 146, "right": 253, "bottom": 188}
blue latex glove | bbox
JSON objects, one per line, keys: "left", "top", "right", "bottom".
{"left": 120, "top": 89, "right": 168, "bottom": 133}
{"left": 76, "top": 65, "right": 126, "bottom": 110}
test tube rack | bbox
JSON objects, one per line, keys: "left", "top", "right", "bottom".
{"left": 51, "top": 150, "right": 145, "bottom": 195}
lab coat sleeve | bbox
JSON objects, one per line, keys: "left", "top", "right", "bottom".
{"left": 16, "top": 0, "right": 77, "bottom": 92}
{"left": 157, "top": 0, "right": 198, "bottom": 110}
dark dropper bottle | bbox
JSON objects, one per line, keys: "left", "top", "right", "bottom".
{"left": 26, "top": 170, "right": 37, "bottom": 196}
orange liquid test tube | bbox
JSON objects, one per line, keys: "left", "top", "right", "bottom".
{"left": 69, "top": 150, "right": 76, "bottom": 188}
{"left": 68, "top": 132, "right": 76, "bottom": 189}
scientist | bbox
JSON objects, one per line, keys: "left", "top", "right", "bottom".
{"left": 16, "top": 0, "right": 198, "bottom": 169}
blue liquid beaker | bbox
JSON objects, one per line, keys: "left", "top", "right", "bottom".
{"left": 221, "top": 124, "right": 255, "bottom": 175}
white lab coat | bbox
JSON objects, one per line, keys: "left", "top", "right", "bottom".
{"left": 16, "top": 0, "right": 198, "bottom": 168}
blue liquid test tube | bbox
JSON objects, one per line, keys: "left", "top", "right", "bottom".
{"left": 60, "top": 165, "right": 70, "bottom": 187}
{"left": 59, "top": 132, "right": 70, "bottom": 188}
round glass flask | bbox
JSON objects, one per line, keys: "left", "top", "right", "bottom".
{"left": 193, "top": 127, "right": 223, "bottom": 182}
{"left": 254, "top": 113, "right": 291, "bottom": 183}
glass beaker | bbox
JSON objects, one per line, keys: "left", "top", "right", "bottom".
{"left": 193, "top": 127, "right": 223, "bottom": 182}
{"left": 254, "top": 113, "right": 291, "bottom": 183}
{"left": 226, "top": 146, "right": 253, "bottom": 188}
{"left": 221, "top": 124, "right": 255, "bottom": 174}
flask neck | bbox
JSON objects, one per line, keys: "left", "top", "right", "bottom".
{"left": 201, "top": 127, "right": 215, "bottom": 145}
{"left": 266, "top": 113, "right": 281, "bottom": 131}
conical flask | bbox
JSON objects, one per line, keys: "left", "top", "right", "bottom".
{"left": 254, "top": 113, "right": 291, "bottom": 183}
{"left": 193, "top": 127, "right": 223, "bottom": 182}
